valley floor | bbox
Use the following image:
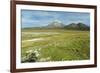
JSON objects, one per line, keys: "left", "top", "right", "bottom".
{"left": 21, "top": 29, "right": 90, "bottom": 63}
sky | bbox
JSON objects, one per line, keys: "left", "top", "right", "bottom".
{"left": 21, "top": 9, "right": 90, "bottom": 28}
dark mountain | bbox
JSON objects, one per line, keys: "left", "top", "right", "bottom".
{"left": 64, "top": 23, "right": 90, "bottom": 30}
{"left": 25, "top": 20, "right": 90, "bottom": 31}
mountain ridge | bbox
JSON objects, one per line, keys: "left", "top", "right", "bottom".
{"left": 22, "top": 20, "right": 90, "bottom": 30}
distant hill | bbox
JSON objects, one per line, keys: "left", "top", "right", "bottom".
{"left": 22, "top": 20, "right": 90, "bottom": 31}
{"left": 64, "top": 23, "right": 90, "bottom": 30}
{"left": 45, "top": 20, "right": 89, "bottom": 30}
{"left": 45, "top": 20, "right": 65, "bottom": 28}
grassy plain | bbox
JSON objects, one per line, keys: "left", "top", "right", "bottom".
{"left": 21, "top": 29, "right": 90, "bottom": 62}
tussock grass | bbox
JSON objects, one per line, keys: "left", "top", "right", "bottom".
{"left": 21, "top": 29, "right": 90, "bottom": 62}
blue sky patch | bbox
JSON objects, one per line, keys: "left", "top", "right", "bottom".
{"left": 21, "top": 9, "right": 90, "bottom": 28}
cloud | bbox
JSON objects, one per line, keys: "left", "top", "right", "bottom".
{"left": 21, "top": 10, "right": 90, "bottom": 28}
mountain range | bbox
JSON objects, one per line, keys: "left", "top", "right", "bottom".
{"left": 23, "top": 20, "right": 90, "bottom": 30}
{"left": 44, "top": 20, "right": 90, "bottom": 30}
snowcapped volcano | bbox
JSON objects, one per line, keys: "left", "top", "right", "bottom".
{"left": 46, "top": 20, "right": 65, "bottom": 28}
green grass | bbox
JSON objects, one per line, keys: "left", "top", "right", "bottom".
{"left": 21, "top": 29, "right": 90, "bottom": 63}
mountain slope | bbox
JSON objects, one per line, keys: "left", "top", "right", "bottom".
{"left": 64, "top": 23, "right": 90, "bottom": 30}
{"left": 46, "top": 20, "right": 65, "bottom": 28}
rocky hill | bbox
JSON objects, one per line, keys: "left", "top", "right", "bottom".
{"left": 46, "top": 20, "right": 65, "bottom": 28}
